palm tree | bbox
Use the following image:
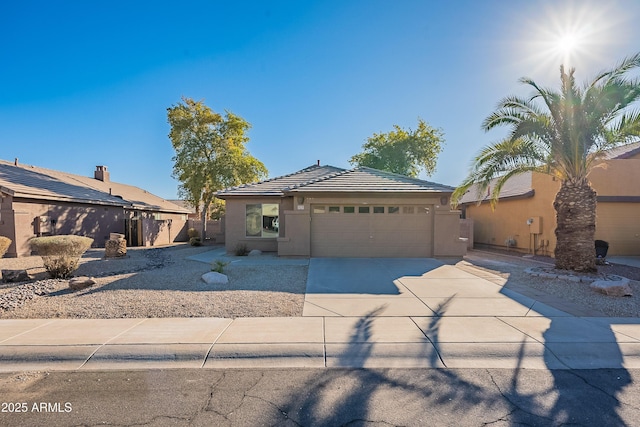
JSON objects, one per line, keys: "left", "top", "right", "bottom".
{"left": 453, "top": 53, "right": 640, "bottom": 272}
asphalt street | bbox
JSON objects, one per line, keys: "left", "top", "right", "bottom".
{"left": 1, "top": 368, "right": 639, "bottom": 426}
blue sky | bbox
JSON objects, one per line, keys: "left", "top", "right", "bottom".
{"left": 2, "top": 0, "right": 639, "bottom": 199}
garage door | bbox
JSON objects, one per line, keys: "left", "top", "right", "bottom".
{"left": 311, "top": 204, "right": 433, "bottom": 257}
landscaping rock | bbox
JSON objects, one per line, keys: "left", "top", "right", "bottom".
{"left": 248, "top": 249, "right": 262, "bottom": 257}
{"left": 69, "top": 276, "right": 96, "bottom": 291}
{"left": 202, "top": 271, "right": 229, "bottom": 285}
{"left": 105, "top": 237, "right": 127, "bottom": 258}
{"left": 0, "top": 279, "right": 59, "bottom": 311}
{"left": 1, "top": 269, "right": 31, "bottom": 283}
{"left": 590, "top": 277, "right": 633, "bottom": 297}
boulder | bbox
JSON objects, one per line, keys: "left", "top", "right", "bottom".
{"left": 248, "top": 249, "right": 262, "bottom": 257}
{"left": 590, "top": 277, "right": 632, "bottom": 297}
{"left": 69, "top": 276, "right": 96, "bottom": 291}
{"left": 1, "top": 269, "right": 31, "bottom": 283}
{"left": 202, "top": 272, "right": 229, "bottom": 285}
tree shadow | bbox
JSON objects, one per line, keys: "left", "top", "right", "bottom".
{"left": 305, "top": 258, "right": 446, "bottom": 295}
{"left": 274, "top": 257, "right": 635, "bottom": 425}
{"left": 285, "top": 298, "right": 501, "bottom": 426}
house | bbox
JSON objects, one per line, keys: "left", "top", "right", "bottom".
{"left": 168, "top": 199, "right": 199, "bottom": 220}
{"left": 0, "top": 160, "right": 191, "bottom": 257}
{"left": 457, "top": 141, "right": 640, "bottom": 256}
{"left": 216, "top": 164, "right": 466, "bottom": 258}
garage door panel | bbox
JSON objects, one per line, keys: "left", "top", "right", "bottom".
{"left": 311, "top": 205, "right": 433, "bottom": 257}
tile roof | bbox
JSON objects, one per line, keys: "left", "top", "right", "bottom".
{"left": 457, "top": 171, "right": 534, "bottom": 205}
{"left": 217, "top": 165, "right": 454, "bottom": 197}
{"left": 0, "top": 159, "right": 189, "bottom": 213}
{"left": 601, "top": 140, "right": 640, "bottom": 160}
{"left": 457, "top": 141, "right": 640, "bottom": 205}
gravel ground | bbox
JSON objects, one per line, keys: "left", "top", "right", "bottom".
{"left": 462, "top": 249, "right": 640, "bottom": 317}
{"left": 1, "top": 245, "right": 638, "bottom": 319}
{"left": 1, "top": 245, "right": 307, "bottom": 318}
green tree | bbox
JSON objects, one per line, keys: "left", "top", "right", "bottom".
{"left": 452, "top": 53, "right": 640, "bottom": 272}
{"left": 349, "top": 118, "right": 444, "bottom": 177}
{"left": 168, "top": 97, "right": 268, "bottom": 238}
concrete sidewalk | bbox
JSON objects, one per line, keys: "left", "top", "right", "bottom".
{"left": 1, "top": 257, "right": 639, "bottom": 372}
{"left": 1, "top": 315, "right": 639, "bottom": 371}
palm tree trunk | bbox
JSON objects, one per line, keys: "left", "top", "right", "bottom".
{"left": 553, "top": 178, "right": 597, "bottom": 272}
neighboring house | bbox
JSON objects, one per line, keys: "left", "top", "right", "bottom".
{"left": 168, "top": 199, "right": 199, "bottom": 220}
{"left": 216, "top": 164, "right": 466, "bottom": 258}
{"left": 458, "top": 141, "right": 640, "bottom": 256}
{"left": 0, "top": 160, "right": 190, "bottom": 257}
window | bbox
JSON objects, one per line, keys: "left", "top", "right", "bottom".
{"left": 343, "top": 206, "right": 355, "bottom": 213}
{"left": 373, "top": 206, "right": 385, "bottom": 214}
{"left": 388, "top": 206, "right": 400, "bottom": 214}
{"left": 313, "top": 206, "right": 326, "bottom": 214}
{"left": 152, "top": 213, "right": 163, "bottom": 220}
{"left": 246, "top": 203, "right": 279, "bottom": 238}
{"left": 328, "top": 206, "right": 340, "bottom": 213}
{"left": 403, "top": 206, "right": 415, "bottom": 214}
{"left": 358, "top": 206, "right": 370, "bottom": 214}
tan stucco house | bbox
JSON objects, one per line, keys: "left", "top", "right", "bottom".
{"left": 458, "top": 141, "right": 640, "bottom": 256}
{"left": 0, "top": 160, "right": 191, "bottom": 257}
{"left": 216, "top": 164, "right": 466, "bottom": 258}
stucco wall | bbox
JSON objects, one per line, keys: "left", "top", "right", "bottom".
{"left": 8, "top": 199, "right": 125, "bottom": 257}
{"left": 464, "top": 173, "right": 559, "bottom": 256}
{"left": 433, "top": 210, "right": 467, "bottom": 256}
{"left": 590, "top": 158, "right": 640, "bottom": 196}
{"left": 124, "top": 211, "right": 188, "bottom": 247}
{"left": 465, "top": 155, "right": 640, "bottom": 256}
{"left": 595, "top": 203, "right": 640, "bottom": 255}
{"left": 277, "top": 210, "right": 310, "bottom": 256}
{"left": 590, "top": 157, "right": 640, "bottom": 254}
{"left": 0, "top": 193, "right": 17, "bottom": 257}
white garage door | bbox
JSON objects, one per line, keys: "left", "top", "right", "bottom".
{"left": 311, "top": 204, "right": 433, "bottom": 257}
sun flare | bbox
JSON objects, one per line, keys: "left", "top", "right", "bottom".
{"left": 513, "top": 2, "right": 625, "bottom": 79}
{"left": 557, "top": 33, "right": 579, "bottom": 54}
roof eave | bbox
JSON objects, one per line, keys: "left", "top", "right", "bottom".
{"left": 12, "top": 192, "right": 129, "bottom": 207}
{"left": 459, "top": 189, "right": 536, "bottom": 206}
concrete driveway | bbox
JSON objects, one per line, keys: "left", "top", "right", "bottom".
{"left": 303, "top": 257, "right": 563, "bottom": 317}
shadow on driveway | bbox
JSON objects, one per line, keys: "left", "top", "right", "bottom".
{"left": 305, "top": 257, "right": 445, "bottom": 295}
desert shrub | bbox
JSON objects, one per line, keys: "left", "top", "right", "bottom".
{"left": 0, "top": 236, "right": 11, "bottom": 258}
{"left": 211, "top": 260, "right": 229, "bottom": 273}
{"left": 234, "top": 243, "right": 248, "bottom": 256}
{"left": 189, "top": 236, "right": 202, "bottom": 246}
{"left": 29, "top": 235, "right": 94, "bottom": 279}
{"left": 187, "top": 228, "right": 200, "bottom": 239}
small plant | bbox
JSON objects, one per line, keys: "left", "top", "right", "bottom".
{"left": 29, "top": 235, "right": 94, "bottom": 279}
{"left": 211, "top": 260, "right": 230, "bottom": 273}
{"left": 187, "top": 228, "right": 200, "bottom": 239}
{"left": 189, "top": 236, "right": 202, "bottom": 246}
{"left": 234, "top": 243, "right": 249, "bottom": 256}
{"left": 0, "top": 236, "right": 11, "bottom": 258}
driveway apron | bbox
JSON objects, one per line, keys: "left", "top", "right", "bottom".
{"left": 303, "top": 257, "right": 534, "bottom": 317}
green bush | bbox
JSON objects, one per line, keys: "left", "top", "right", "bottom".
{"left": 29, "top": 235, "right": 94, "bottom": 279}
{"left": 211, "top": 260, "right": 229, "bottom": 273}
{"left": 189, "top": 236, "right": 202, "bottom": 246}
{"left": 0, "top": 236, "right": 11, "bottom": 258}
{"left": 187, "top": 228, "right": 200, "bottom": 239}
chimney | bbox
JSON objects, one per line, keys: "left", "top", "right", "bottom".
{"left": 14, "top": 158, "right": 18, "bottom": 166}
{"left": 94, "top": 165, "right": 110, "bottom": 182}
